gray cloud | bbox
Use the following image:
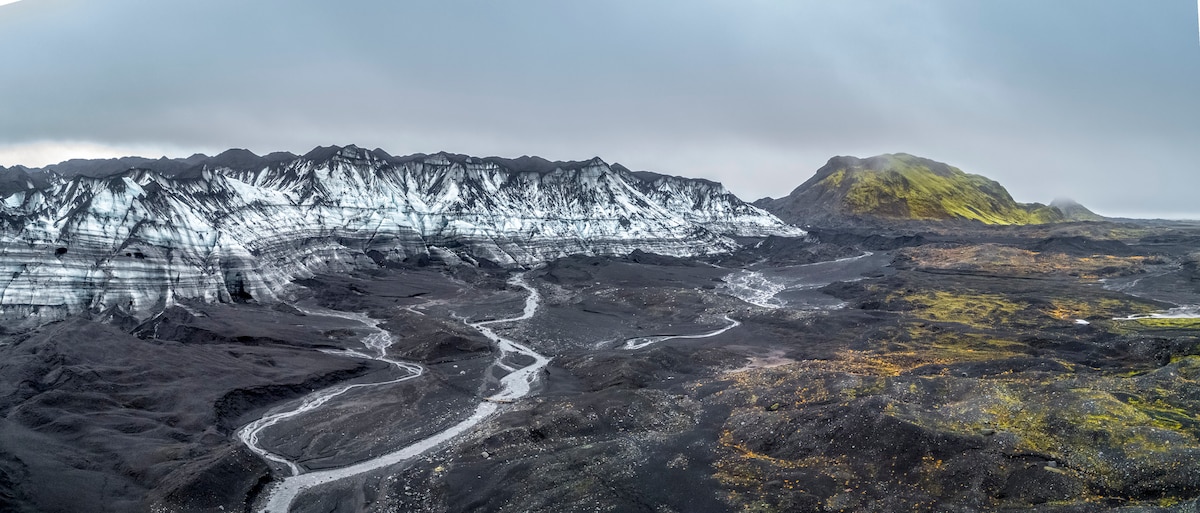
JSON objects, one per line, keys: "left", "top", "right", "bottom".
{"left": 0, "top": 0, "right": 1197, "bottom": 217}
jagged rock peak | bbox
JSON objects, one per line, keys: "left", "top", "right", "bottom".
{"left": 207, "top": 148, "right": 265, "bottom": 170}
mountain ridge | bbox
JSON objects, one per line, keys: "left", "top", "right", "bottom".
{"left": 0, "top": 145, "right": 803, "bottom": 326}
{"left": 758, "top": 153, "right": 1100, "bottom": 227}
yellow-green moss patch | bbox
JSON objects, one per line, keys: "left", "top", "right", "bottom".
{"left": 829, "top": 154, "right": 1064, "bottom": 225}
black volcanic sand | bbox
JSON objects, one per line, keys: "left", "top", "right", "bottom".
{"left": 522, "top": 255, "right": 737, "bottom": 351}
{"left": 0, "top": 316, "right": 371, "bottom": 513}
{"left": 377, "top": 232, "right": 1200, "bottom": 513}
{"left": 7, "top": 225, "right": 1200, "bottom": 512}
{"left": 686, "top": 229, "right": 1200, "bottom": 513}
{"left": 0, "top": 267, "right": 503, "bottom": 513}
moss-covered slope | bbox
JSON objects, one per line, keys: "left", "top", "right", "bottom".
{"left": 760, "top": 154, "right": 1082, "bottom": 227}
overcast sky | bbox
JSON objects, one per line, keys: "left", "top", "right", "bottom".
{"left": 0, "top": 1, "right": 1197, "bottom": 218}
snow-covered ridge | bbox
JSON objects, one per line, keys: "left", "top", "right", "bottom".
{"left": 0, "top": 145, "right": 803, "bottom": 326}
{"left": 622, "top": 167, "right": 805, "bottom": 238}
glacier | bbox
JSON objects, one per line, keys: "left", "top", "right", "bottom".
{"left": 0, "top": 145, "right": 804, "bottom": 327}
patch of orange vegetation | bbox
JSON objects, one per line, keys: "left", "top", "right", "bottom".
{"left": 902, "top": 244, "right": 1146, "bottom": 280}
{"left": 719, "top": 429, "right": 807, "bottom": 469}
{"left": 724, "top": 330, "right": 1029, "bottom": 381}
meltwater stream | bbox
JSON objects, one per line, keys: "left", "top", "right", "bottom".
{"left": 1103, "top": 264, "right": 1200, "bottom": 320}
{"left": 723, "top": 270, "right": 787, "bottom": 308}
{"left": 244, "top": 251, "right": 889, "bottom": 510}
{"left": 237, "top": 307, "right": 424, "bottom": 478}
{"left": 250, "top": 273, "right": 549, "bottom": 513}
{"left": 621, "top": 251, "right": 889, "bottom": 350}
{"left": 621, "top": 316, "right": 742, "bottom": 350}
{"left": 1114, "top": 306, "right": 1200, "bottom": 321}
{"left": 723, "top": 251, "right": 884, "bottom": 310}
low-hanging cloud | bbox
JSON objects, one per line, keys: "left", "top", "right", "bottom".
{"left": 0, "top": 0, "right": 1196, "bottom": 217}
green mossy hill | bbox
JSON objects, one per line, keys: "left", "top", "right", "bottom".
{"left": 762, "top": 154, "right": 1080, "bottom": 226}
